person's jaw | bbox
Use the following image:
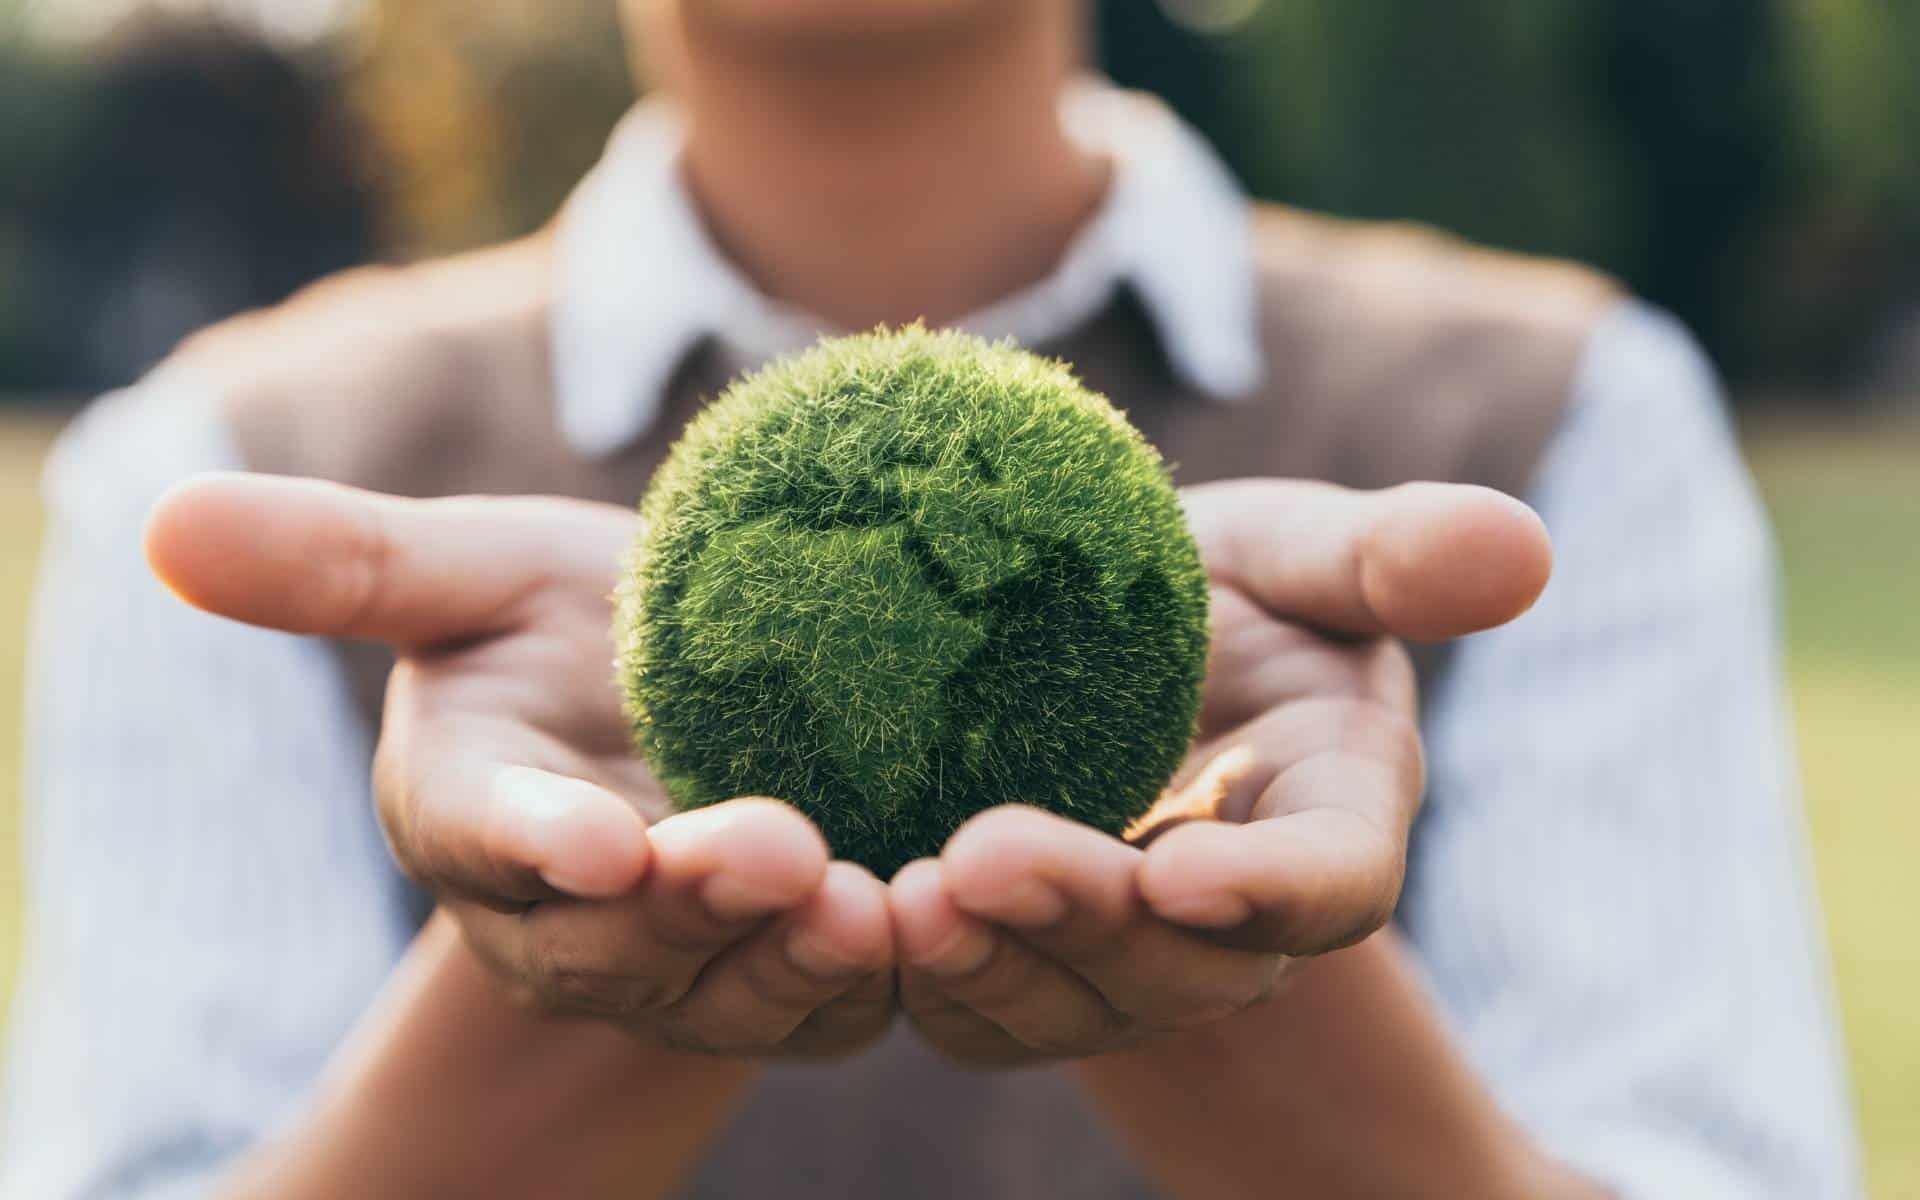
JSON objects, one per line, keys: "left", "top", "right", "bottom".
{"left": 634, "top": 0, "right": 1042, "bottom": 61}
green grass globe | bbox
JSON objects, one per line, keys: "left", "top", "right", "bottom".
{"left": 616, "top": 326, "right": 1209, "bottom": 877}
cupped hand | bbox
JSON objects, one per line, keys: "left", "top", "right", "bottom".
{"left": 145, "top": 474, "right": 895, "bottom": 1058}
{"left": 890, "top": 480, "right": 1552, "bottom": 1065}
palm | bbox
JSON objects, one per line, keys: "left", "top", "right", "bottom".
{"left": 384, "top": 582, "right": 668, "bottom": 823}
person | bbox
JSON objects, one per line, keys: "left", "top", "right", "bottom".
{"left": 1, "top": 2, "right": 1859, "bottom": 1197}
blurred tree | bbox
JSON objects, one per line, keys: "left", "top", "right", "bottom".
{"left": 8, "top": 0, "right": 1912, "bottom": 394}
{"left": 1105, "top": 0, "right": 1915, "bottom": 391}
{"left": 1095, "top": 1, "right": 1249, "bottom": 181}
{"left": 0, "top": 15, "right": 378, "bottom": 394}
{"left": 344, "top": 0, "right": 633, "bottom": 256}
{"left": 1581, "top": 0, "right": 1796, "bottom": 361}
{"left": 1753, "top": 0, "right": 1920, "bottom": 388}
{"left": 0, "top": 47, "right": 99, "bottom": 390}
{"left": 1111, "top": 3, "right": 1638, "bottom": 283}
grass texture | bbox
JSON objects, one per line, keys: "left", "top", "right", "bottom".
{"left": 617, "top": 328, "right": 1211, "bottom": 877}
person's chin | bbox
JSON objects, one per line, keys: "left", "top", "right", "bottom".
{"left": 681, "top": 0, "right": 1014, "bottom": 48}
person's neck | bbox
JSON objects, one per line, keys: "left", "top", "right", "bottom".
{"left": 653, "top": 4, "right": 1108, "bottom": 332}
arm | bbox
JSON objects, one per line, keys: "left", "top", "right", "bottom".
{"left": 1077, "top": 932, "right": 1599, "bottom": 1199}
{"left": 1404, "top": 303, "right": 1860, "bottom": 1197}
{"left": 0, "top": 384, "right": 411, "bottom": 1198}
{"left": 219, "top": 915, "right": 754, "bottom": 1199}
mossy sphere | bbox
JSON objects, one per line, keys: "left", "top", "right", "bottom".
{"left": 616, "top": 327, "right": 1209, "bottom": 877}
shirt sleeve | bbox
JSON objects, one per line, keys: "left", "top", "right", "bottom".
{"left": 1402, "top": 301, "right": 1863, "bottom": 1198}
{"left": 0, "top": 377, "right": 416, "bottom": 1199}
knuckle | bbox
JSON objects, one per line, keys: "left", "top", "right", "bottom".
{"left": 1180, "top": 972, "right": 1267, "bottom": 1017}
{"left": 331, "top": 501, "right": 393, "bottom": 639}
{"left": 1372, "top": 637, "right": 1418, "bottom": 694}
{"left": 1364, "top": 707, "right": 1425, "bottom": 784}
{"left": 941, "top": 939, "right": 1029, "bottom": 1005}
{"left": 725, "top": 1024, "right": 793, "bottom": 1056}
{"left": 1132, "top": 969, "right": 1269, "bottom": 1031}
{"left": 1351, "top": 867, "right": 1404, "bottom": 943}
{"left": 658, "top": 1012, "right": 789, "bottom": 1058}
{"left": 1298, "top": 887, "right": 1366, "bottom": 950}
{"left": 1017, "top": 1008, "right": 1126, "bottom": 1056}
{"left": 653, "top": 1021, "right": 721, "bottom": 1056}
{"left": 739, "top": 949, "right": 855, "bottom": 1009}
{"left": 528, "top": 942, "right": 675, "bottom": 1017}
{"left": 1298, "top": 855, "right": 1400, "bottom": 952}
{"left": 369, "top": 751, "right": 426, "bottom": 881}
{"left": 538, "top": 968, "right": 651, "bottom": 1017}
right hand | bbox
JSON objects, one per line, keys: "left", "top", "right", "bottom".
{"left": 145, "top": 473, "right": 896, "bottom": 1058}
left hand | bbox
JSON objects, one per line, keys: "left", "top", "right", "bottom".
{"left": 145, "top": 476, "right": 895, "bottom": 1060}
{"left": 889, "top": 480, "right": 1553, "bottom": 1065}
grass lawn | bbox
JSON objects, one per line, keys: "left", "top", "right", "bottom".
{"left": 1746, "top": 422, "right": 1920, "bottom": 1199}
{"left": 0, "top": 410, "right": 1914, "bottom": 1194}
{"left": 0, "top": 414, "right": 52, "bottom": 1030}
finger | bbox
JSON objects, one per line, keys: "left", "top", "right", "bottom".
{"left": 144, "top": 472, "right": 634, "bottom": 649}
{"left": 384, "top": 760, "right": 651, "bottom": 907}
{"left": 940, "top": 807, "right": 1137, "bottom": 946}
{"left": 457, "top": 800, "right": 830, "bottom": 1020}
{"left": 644, "top": 799, "right": 832, "bottom": 927}
{"left": 780, "top": 968, "right": 899, "bottom": 1059}
{"left": 891, "top": 859, "right": 1125, "bottom": 1056}
{"left": 1140, "top": 800, "right": 1407, "bottom": 956}
{"left": 895, "top": 970, "right": 1038, "bottom": 1066}
{"left": 660, "top": 862, "right": 893, "bottom": 1055}
{"left": 1181, "top": 479, "right": 1552, "bottom": 641}
{"left": 942, "top": 808, "right": 1282, "bottom": 1027}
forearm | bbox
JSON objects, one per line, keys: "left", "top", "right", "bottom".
{"left": 220, "top": 912, "right": 757, "bottom": 1200}
{"left": 1076, "top": 931, "right": 1604, "bottom": 1200}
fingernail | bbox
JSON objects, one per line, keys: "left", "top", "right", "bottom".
{"left": 1151, "top": 891, "right": 1254, "bottom": 929}
{"left": 786, "top": 927, "right": 860, "bottom": 978}
{"left": 914, "top": 923, "right": 995, "bottom": 977}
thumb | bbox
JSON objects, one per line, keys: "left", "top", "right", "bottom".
{"left": 144, "top": 472, "right": 634, "bottom": 649}
{"left": 1183, "top": 479, "right": 1554, "bottom": 642}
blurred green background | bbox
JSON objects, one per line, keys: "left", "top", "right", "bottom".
{"left": 2, "top": 0, "right": 1917, "bottom": 398}
{"left": 1, "top": 0, "right": 1916, "bottom": 1194}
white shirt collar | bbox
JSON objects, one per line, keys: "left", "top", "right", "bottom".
{"left": 552, "top": 79, "right": 1263, "bottom": 460}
